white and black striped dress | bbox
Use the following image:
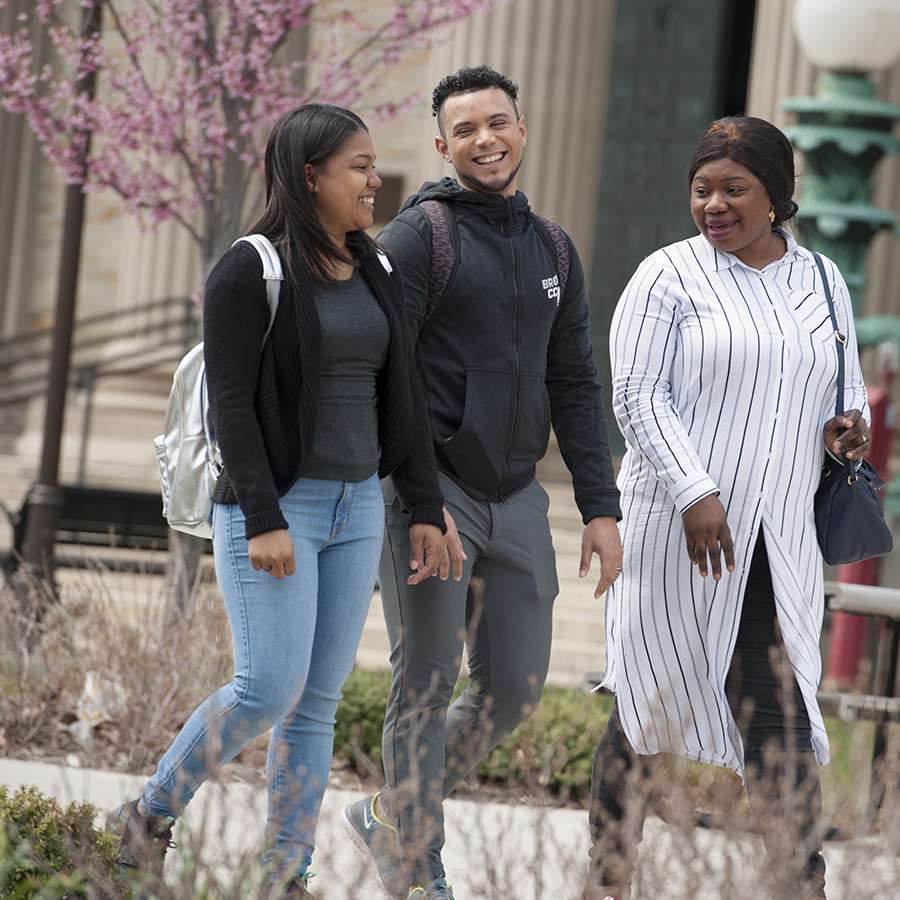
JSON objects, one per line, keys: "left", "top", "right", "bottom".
{"left": 602, "top": 229, "right": 868, "bottom": 776}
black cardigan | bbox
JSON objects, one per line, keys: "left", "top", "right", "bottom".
{"left": 203, "top": 239, "right": 445, "bottom": 539}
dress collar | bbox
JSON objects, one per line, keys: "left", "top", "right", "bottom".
{"left": 697, "top": 227, "right": 801, "bottom": 274}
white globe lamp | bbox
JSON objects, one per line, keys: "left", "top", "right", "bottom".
{"left": 793, "top": 0, "right": 900, "bottom": 74}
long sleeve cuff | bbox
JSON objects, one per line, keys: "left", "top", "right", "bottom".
{"left": 243, "top": 507, "right": 289, "bottom": 540}
{"left": 407, "top": 503, "right": 447, "bottom": 533}
{"left": 578, "top": 489, "right": 623, "bottom": 525}
{"left": 672, "top": 472, "right": 719, "bottom": 513}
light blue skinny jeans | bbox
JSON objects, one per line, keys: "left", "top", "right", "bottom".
{"left": 140, "top": 474, "right": 384, "bottom": 880}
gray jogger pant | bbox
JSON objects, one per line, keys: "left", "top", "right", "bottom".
{"left": 379, "top": 473, "right": 559, "bottom": 883}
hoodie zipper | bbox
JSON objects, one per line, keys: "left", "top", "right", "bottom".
{"left": 503, "top": 200, "right": 521, "bottom": 485}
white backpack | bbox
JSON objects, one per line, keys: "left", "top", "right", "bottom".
{"left": 154, "top": 235, "right": 283, "bottom": 539}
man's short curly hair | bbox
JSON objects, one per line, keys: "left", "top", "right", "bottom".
{"left": 432, "top": 66, "right": 519, "bottom": 134}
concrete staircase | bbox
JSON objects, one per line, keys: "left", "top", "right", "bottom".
{"left": 0, "top": 446, "right": 31, "bottom": 548}
{"left": 0, "top": 436, "right": 606, "bottom": 688}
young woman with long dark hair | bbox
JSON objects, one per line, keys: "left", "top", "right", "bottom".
{"left": 108, "top": 104, "right": 448, "bottom": 898}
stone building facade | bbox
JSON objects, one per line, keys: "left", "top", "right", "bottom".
{"left": 3, "top": 0, "right": 900, "bottom": 492}
{"left": 2, "top": 0, "right": 899, "bottom": 682}
{"left": 2, "top": 0, "right": 898, "bottom": 495}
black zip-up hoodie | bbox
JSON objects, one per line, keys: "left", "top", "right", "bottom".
{"left": 379, "top": 178, "right": 621, "bottom": 524}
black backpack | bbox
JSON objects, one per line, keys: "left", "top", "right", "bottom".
{"left": 417, "top": 199, "right": 571, "bottom": 328}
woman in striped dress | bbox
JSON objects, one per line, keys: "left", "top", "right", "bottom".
{"left": 588, "top": 117, "right": 872, "bottom": 900}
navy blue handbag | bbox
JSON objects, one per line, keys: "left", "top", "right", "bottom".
{"left": 812, "top": 253, "right": 893, "bottom": 565}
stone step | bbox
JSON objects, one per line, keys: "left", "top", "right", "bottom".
{"left": 358, "top": 575, "right": 606, "bottom": 689}
{"left": 0, "top": 403, "right": 26, "bottom": 454}
{"left": 0, "top": 449, "right": 32, "bottom": 478}
{"left": 359, "top": 586, "right": 604, "bottom": 635}
{"left": 355, "top": 638, "right": 601, "bottom": 689}
{"left": 0, "top": 448, "right": 603, "bottom": 685}
{"left": 358, "top": 594, "right": 604, "bottom": 643}
{"left": 0, "top": 452, "right": 31, "bottom": 548}
{"left": 0, "top": 477, "right": 29, "bottom": 509}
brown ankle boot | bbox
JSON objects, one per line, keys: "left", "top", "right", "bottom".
{"left": 106, "top": 798, "right": 175, "bottom": 875}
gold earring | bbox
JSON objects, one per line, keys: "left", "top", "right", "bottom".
{"left": 768, "top": 208, "right": 776, "bottom": 224}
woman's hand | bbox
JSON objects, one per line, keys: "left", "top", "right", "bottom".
{"left": 682, "top": 495, "right": 735, "bottom": 580}
{"left": 249, "top": 529, "right": 296, "bottom": 579}
{"left": 407, "top": 524, "right": 449, "bottom": 585}
{"left": 824, "top": 409, "right": 870, "bottom": 462}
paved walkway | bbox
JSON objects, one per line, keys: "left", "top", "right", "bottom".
{"left": 2, "top": 757, "right": 899, "bottom": 899}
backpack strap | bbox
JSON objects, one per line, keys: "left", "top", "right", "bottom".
{"left": 233, "top": 234, "right": 283, "bottom": 342}
{"left": 417, "top": 202, "right": 571, "bottom": 325}
{"left": 533, "top": 214, "right": 570, "bottom": 302}
{"left": 203, "top": 235, "right": 284, "bottom": 460}
{"left": 376, "top": 249, "right": 393, "bottom": 274}
{"left": 419, "top": 199, "right": 459, "bottom": 327}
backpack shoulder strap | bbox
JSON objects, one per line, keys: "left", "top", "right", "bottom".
{"left": 233, "top": 234, "right": 282, "bottom": 341}
{"left": 418, "top": 199, "right": 459, "bottom": 327}
{"left": 533, "top": 214, "right": 571, "bottom": 302}
{"left": 376, "top": 249, "right": 393, "bottom": 274}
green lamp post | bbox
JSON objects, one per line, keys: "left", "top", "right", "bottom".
{"left": 782, "top": 0, "right": 900, "bottom": 315}
{"left": 784, "top": 0, "right": 900, "bottom": 514}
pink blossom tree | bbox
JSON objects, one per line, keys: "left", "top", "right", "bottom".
{"left": 0, "top": 0, "right": 501, "bottom": 611}
{"left": 0, "top": 0, "right": 500, "bottom": 272}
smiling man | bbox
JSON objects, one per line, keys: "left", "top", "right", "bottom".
{"left": 343, "top": 66, "right": 623, "bottom": 900}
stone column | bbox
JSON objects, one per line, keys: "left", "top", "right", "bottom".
{"left": 0, "top": 0, "right": 53, "bottom": 338}
{"left": 116, "top": 217, "right": 202, "bottom": 309}
{"left": 418, "top": 0, "right": 618, "bottom": 272}
{"left": 113, "top": 27, "right": 204, "bottom": 316}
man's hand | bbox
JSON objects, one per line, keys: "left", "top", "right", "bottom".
{"left": 580, "top": 516, "right": 623, "bottom": 599}
{"left": 407, "top": 524, "right": 449, "bottom": 585}
{"left": 248, "top": 529, "right": 296, "bottom": 579}
{"left": 824, "top": 409, "right": 870, "bottom": 462}
{"left": 443, "top": 507, "right": 467, "bottom": 582}
{"left": 681, "top": 495, "right": 735, "bottom": 580}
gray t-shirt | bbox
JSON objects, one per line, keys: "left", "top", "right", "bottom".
{"left": 300, "top": 270, "right": 390, "bottom": 482}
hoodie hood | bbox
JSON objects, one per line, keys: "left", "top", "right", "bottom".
{"left": 400, "top": 177, "right": 531, "bottom": 228}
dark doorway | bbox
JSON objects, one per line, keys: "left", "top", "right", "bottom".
{"left": 720, "top": 0, "right": 758, "bottom": 116}
{"left": 589, "top": 0, "right": 757, "bottom": 452}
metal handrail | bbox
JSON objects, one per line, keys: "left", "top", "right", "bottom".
{"left": 0, "top": 296, "right": 199, "bottom": 406}
{"left": 0, "top": 314, "right": 193, "bottom": 370}
{"left": 0, "top": 295, "right": 194, "bottom": 358}
{"left": 824, "top": 580, "right": 900, "bottom": 620}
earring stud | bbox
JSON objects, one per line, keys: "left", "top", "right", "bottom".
{"left": 768, "top": 208, "right": 776, "bottom": 224}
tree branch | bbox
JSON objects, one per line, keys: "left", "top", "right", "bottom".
{"left": 104, "top": 0, "right": 211, "bottom": 210}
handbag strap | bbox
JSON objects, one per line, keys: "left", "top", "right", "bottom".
{"left": 813, "top": 251, "right": 845, "bottom": 418}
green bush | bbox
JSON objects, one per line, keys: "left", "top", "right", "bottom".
{"left": 334, "top": 669, "right": 612, "bottom": 801}
{"left": 333, "top": 667, "right": 393, "bottom": 772}
{"left": 476, "top": 686, "right": 611, "bottom": 798}
{"left": 0, "top": 785, "right": 123, "bottom": 898}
